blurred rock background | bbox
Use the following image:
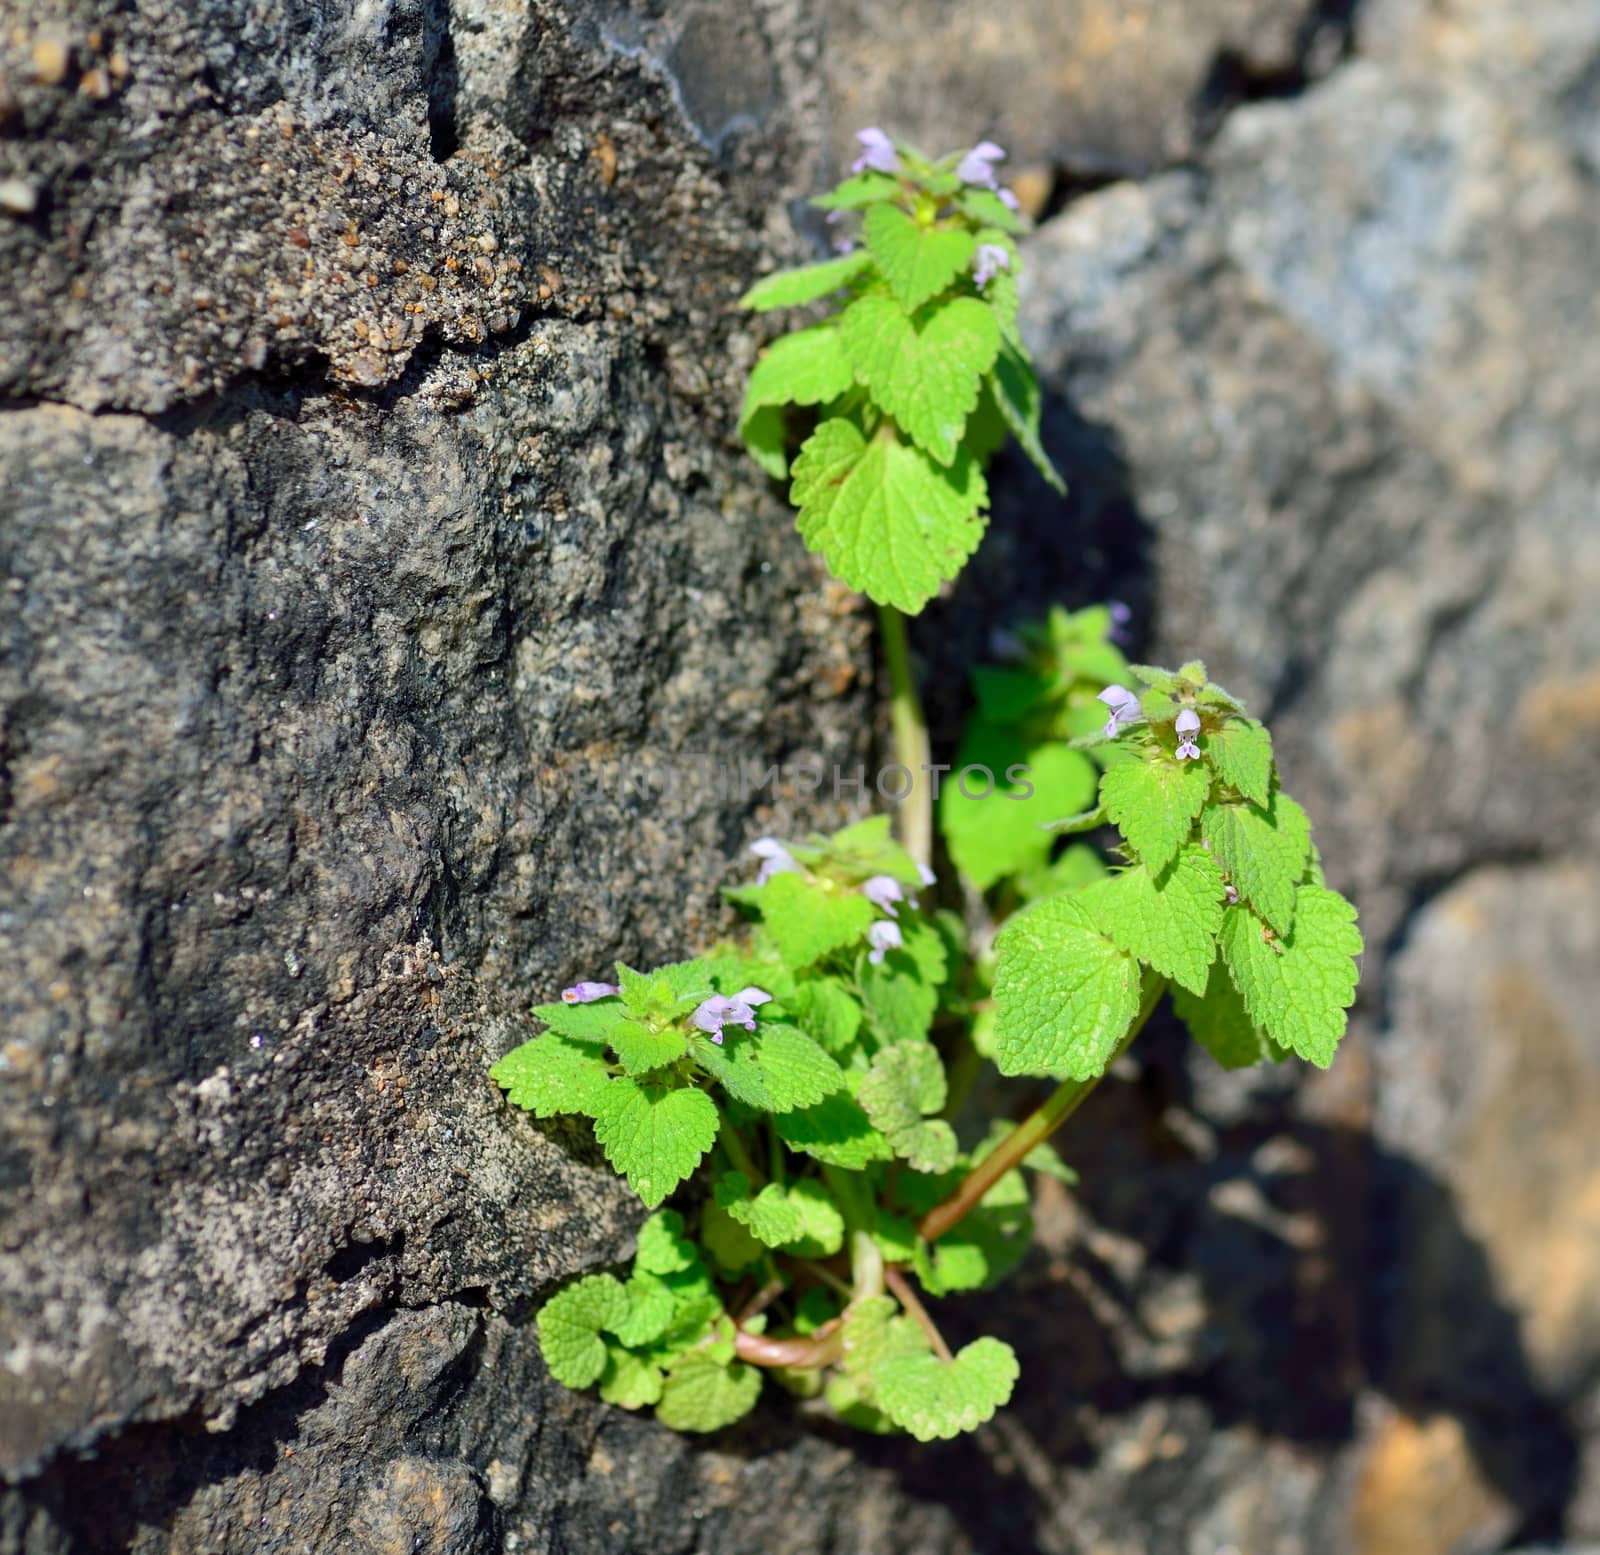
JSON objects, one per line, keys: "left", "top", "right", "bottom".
{"left": 2, "top": 0, "right": 1597, "bottom": 1551}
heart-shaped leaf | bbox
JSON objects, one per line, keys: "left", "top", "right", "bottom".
{"left": 875, "top": 1336, "right": 1020, "bottom": 1441}
{"left": 841, "top": 296, "right": 1000, "bottom": 466}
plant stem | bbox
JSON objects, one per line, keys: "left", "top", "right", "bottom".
{"left": 884, "top": 1265, "right": 953, "bottom": 1363}
{"left": 734, "top": 1319, "right": 844, "bottom": 1370}
{"left": 878, "top": 603, "right": 931, "bottom": 871}
{"left": 718, "top": 1118, "right": 763, "bottom": 1187}
{"left": 917, "top": 977, "right": 1167, "bottom": 1245}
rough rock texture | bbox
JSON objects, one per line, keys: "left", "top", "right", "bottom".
{"left": 5, "top": 0, "right": 1600, "bottom": 1552}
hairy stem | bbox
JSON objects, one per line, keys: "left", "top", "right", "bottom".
{"left": 878, "top": 604, "right": 931, "bottom": 871}
{"left": 885, "top": 1264, "right": 953, "bottom": 1363}
{"left": 918, "top": 976, "right": 1167, "bottom": 1245}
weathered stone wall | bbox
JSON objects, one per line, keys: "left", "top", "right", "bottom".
{"left": 3, "top": 0, "right": 1598, "bottom": 1551}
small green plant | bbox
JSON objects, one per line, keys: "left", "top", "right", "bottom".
{"left": 738, "top": 130, "right": 1059, "bottom": 615}
{"left": 490, "top": 131, "right": 1361, "bottom": 1442}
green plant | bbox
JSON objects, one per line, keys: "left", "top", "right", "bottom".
{"left": 489, "top": 132, "right": 1361, "bottom": 1443}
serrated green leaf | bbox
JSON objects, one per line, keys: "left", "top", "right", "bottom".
{"left": 635, "top": 1208, "right": 697, "bottom": 1275}
{"left": 942, "top": 733, "right": 1098, "bottom": 889}
{"left": 590, "top": 1079, "right": 720, "bottom": 1209}
{"left": 536, "top": 1274, "right": 628, "bottom": 1388}
{"left": 612, "top": 1274, "right": 677, "bottom": 1347}
{"left": 739, "top": 250, "right": 873, "bottom": 311}
{"left": 815, "top": 813, "right": 926, "bottom": 889}
{"left": 857, "top": 1042, "right": 958, "bottom": 1172}
{"left": 598, "top": 1347, "right": 664, "bottom": 1409}
{"left": 791, "top": 977, "right": 863, "bottom": 1055}
{"left": 655, "top": 1352, "right": 763, "bottom": 1433}
{"left": 839, "top": 295, "right": 999, "bottom": 466}
{"left": 490, "top": 1035, "right": 611, "bottom": 1118}
{"left": 739, "top": 325, "right": 856, "bottom": 480}
{"left": 690, "top": 1032, "right": 778, "bottom": 1111}
{"left": 872, "top": 1209, "right": 919, "bottom": 1265}
{"left": 958, "top": 187, "right": 1028, "bottom": 233}
{"left": 700, "top": 1200, "right": 764, "bottom": 1272}
{"left": 991, "top": 339, "right": 1066, "bottom": 494}
{"left": 607, "top": 1019, "right": 690, "bottom": 1076}
{"left": 1201, "top": 789, "right": 1310, "bottom": 936}
{"left": 1040, "top": 805, "right": 1107, "bottom": 837}
{"left": 863, "top": 204, "right": 977, "bottom": 310}
{"left": 749, "top": 1024, "right": 845, "bottom": 1110}
{"left": 1099, "top": 755, "right": 1212, "bottom": 874}
{"left": 1081, "top": 844, "right": 1225, "bottom": 996}
{"left": 1219, "top": 886, "right": 1362, "bottom": 1067}
{"left": 1202, "top": 718, "right": 1274, "bottom": 807}
{"left": 812, "top": 171, "right": 901, "bottom": 210}
{"left": 751, "top": 870, "right": 877, "bottom": 970}
{"left": 1171, "top": 959, "right": 1278, "bottom": 1070}
{"left": 992, "top": 893, "right": 1142, "bottom": 1078}
{"left": 531, "top": 999, "right": 626, "bottom": 1042}
{"left": 876, "top": 1337, "right": 1020, "bottom": 1441}
{"left": 783, "top": 1179, "right": 847, "bottom": 1257}
{"left": 775, "top": 1089, "right": 894, "bottom": 1167}
{"left": 839, "top": 1294, "right": 930, "bottom": 1386}
{"left": 717, "top": 1171, "right": 804, "bottom": 1247}
{"left": 790, "top": 418, "right": 987, "bottom": 613}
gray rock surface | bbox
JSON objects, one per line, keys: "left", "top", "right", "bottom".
{"left": 5, "top": 0, "right": 1600, "bottom": 1552}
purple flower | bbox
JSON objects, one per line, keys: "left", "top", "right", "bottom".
{"left": 562, "top": 981, "right": 620, "bottom": 1004}
{"left": 1224, "top": 883, "right": 1240, "bottom": 905}
{"left": 1175, "top": 709, "right": 1201, "bottom": 761}
{"left": 955, "top": 140, "right": 1006, "bottom": 188}
{"left": 972, "top": 242, "right": 1011, "bottom": 289}
{"left": 917, "top": 862, "right": 937, "bottom": 888}
{"left": 867, "top": 920, "right": 903, "bottom": 965}
{"left": 750, "top": 837, "right": 801, "bottom": 885}
{"left": 691, "top": 986, "right": 772, "bottom": 1045}
{"left": 851, "top": 128, "right": 901, "bottom": 176}
{"left": 998, "top": 187, "right": 1020, "bottom": 211}
{"left": 1098, "top": 684, "right": 1143, "bottom": 738}
{"left": 862, "top": 874, "right": 905, "bottom": 916}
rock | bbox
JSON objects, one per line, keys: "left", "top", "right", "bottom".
{"left": 814, "top": 0, "right": 1350, "bottom": 185}
{"left": 5, "top": 0, "right": 1600, "bottom": 1550}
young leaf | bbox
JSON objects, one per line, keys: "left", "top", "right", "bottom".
{"left": 1201, "top": 789, "right": 1311, "bottom": 936}
{"left": 857, "top": 1042, "right": 959, "bottom": 1173}
{"left": 775, "top": 1089, "right": 894, "bottom": 1167}
{"left": 739, "top": 250, "right": 873, "bottom": 311}
{"left": 1081, "top": 843, "right": 1226, "bottom": 997}
{"left": 876, "top": 1337, "right": 1021, "bottom": 1441}
{"left": 617, "top": 960, "right": 711, "bottom": 1022}
{"left": 612, "top": 1273, "right": 678, "bottom": 1348}
{"left": 990, "top": 339, "right": 1066, "bottom": 494}
{"left": 838, "top": 295, "right": 1000, "bottom": 466}
{"left": 1171, "top": 959, "right": 1280, "bottom": 1070}
{"left": 635, "top": 1208, "right": 698, "bottom": 1275}
{"left": 791, "top": 977, "right": 863, "bottom": 1054}
{"left": 811, "top": 171, "right": 901, "bottom": 210}
{"left": 536, "top": 1273, "right": 628, "bottom": 1388}
{"left": 699, "top": 1200, "right": 764, "bottom": 1272}
{"left": 1202, "top": 718, "right": 1274, "bottom": 808}
{"left": 716, "top": 1171, "right": 805, "bottom": 1248}
{"left": 599, "top": 1348, "right": 664, "bottom": 1409}
{"left": 532, "top": 999, "right": 627, "bottom": 1043}
{"left": 1099, "top": 754, "right": 1212, "bottom": 874}
{"left": 790, "top": 418, "right": 988, "bottom": 613}
{"left": 941, "top": 735, "right": 1098, "bottom": 889}
{"left": 490, "top": 1035, "right": 611, "bottom": 1119}
{"left": 859, "top": 916, "right": 948, "bottom": 1041}
{"left": 781, "top": 1178, "right": 847, "bottom": 1257}
{"left": 739, "top": 325, "right": 857, "bottom": 480}
{"left": 590, "top": 1078, "right": 720, "bottom": 1208}
{"left": 655, "top": 1351, "right": 763, "bottom": 1433}
{"left": 839, "top": 1294, "right": 930, "bottom": 1386}
{"left": 992, "top": 893, "right": 1142, "bottom": 1077}
{"left": 751, "top": 871, "right": 877, "bottom": 970}
{"left": 607, "top": 1019, "right": 690, "bottom": 1077}
{"left": 863, "top": 204, "right": 978, "bottom": 311}
{"left": 958, "top": 186, "right": 1028, "bottom": 233}
{"left": 1218, "top": 886, "right": 1362, "bottom": 1067}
